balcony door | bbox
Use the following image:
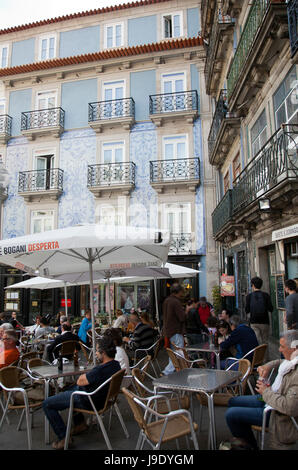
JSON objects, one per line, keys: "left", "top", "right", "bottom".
{"left": 34, "top": 155, "right": 54, "bottom": 191}
{"left": 162, "top": 73, "right": 186, "bottom": 112}
{"left": 163, "top": 202, "right": 192, "bottom": 254}
{"left": 102, "top": 81, "right": 125, "bottom": 118}
{"left": 162, "top": 135, "right": 188, "bottom": 180}
{"left": 35, "top": 91, "right": 58, "bottom": 128}
{"left": 101, "top": 141, "right": 125, "bottom": 184}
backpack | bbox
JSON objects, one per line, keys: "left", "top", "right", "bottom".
{"left": 249, "top": 291, "right": 267, "bottom": 315}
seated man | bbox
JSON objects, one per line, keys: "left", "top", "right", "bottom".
{"left": 219, "top": 314, "right": 258, "bottom": 368}
{"left": 46, "top": 322, "right": 80, "bottom": 363}
{"left": 186, "top": 298, "right": 209, "bottom": 345}
{"left": 34, "top": 316, "right": 55, "bottom": 340}
{"left": 225, "top": 330, "right": 298, "bottom": 450}
{"left": 56, "top": 315, "right": 68, "bottom": 335}
{"left": 123, "top": 312, "right": 155, "bottom": 361}
{"left": 0, "top": 329, "right": 20, "bottom": 368}
{"left": 42, "top": 335, "right": 121, "bottom": 450}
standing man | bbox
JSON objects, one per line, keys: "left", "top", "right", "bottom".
{"left": 245, "top": 277, "right": 273, "bottom": 354}
{"left": 284, "top": 279, "right": 298, "bottom": 330}
{"left": 161, "top": 283, "right": 187, "bottom": 376}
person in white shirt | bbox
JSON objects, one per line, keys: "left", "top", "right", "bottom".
{"left": 103, "top": 327, "right": 130, "bottom": 374}
{"left": 112, "top": 309, "right": 128, "bottom": 330}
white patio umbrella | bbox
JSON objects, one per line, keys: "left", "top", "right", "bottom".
{"left": 0, "top": 224, "right": 170, "bottom": 363}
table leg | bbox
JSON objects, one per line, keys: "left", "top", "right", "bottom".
{"left": 44, "top": 380, "right": 50, "bottom": 445}
{"left": 215, "top": 353, "right": 220, "bottom": 370}
{"left": 207, "top": 394, "right": 216, "bottom": 450}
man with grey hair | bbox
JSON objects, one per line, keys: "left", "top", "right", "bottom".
{"left": 225, "top": 330, "right": 298, "bottom": 450}
{"left": 0, "top": 328, "right": 20, "bottom": 368}
{"left": 219, "top": 314, "right": 258, "bottom": 368}
{"left": 0, "top": 322, "right": 14, "bottom": 340}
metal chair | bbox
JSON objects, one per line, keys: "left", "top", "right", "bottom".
{"left": 19, "top": 335, "right": 33, "bottom": 353}
{"left": 252, "top": 405, "right": 298, "bottom": 450}
{"left": 52, "top": 340, "right": 81, "bottom": 360}
{"left": 64, "top": 368, "right": 129, "bottom": 450}
{"left": 122, "top": 387, "right": 199, "bottom": 450}
{"left": 0, "top": 366, "right": 44, "bottom": 450}
{"left": 166, "top": 348, "right": 206, "bottom": 372}
{"left": 133, "top": 338, "right": 162, "bottom": 376}
{"left": 18, "top": 351, "right": 40, "bottom": 370}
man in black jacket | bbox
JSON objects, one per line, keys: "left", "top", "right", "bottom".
{"left": 123, "top": 312, "right": 155, "bottom": 362}
{"left": 46, "top": 322, "right": 80, "bottom": 363}
{"left": 245, "top": 277, "right": 273, "bottom": 356}
{"left": 186, "top": 299, "right": 209, "bottom": 345}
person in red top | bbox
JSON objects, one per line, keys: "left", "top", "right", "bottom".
{"left": 198, "top": 297, "right": 216, "bottom": 326}
{"left": 0, "top": 329, "right": 20, "bottom": 368}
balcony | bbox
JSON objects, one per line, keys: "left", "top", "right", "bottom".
{"left": 204, "top": 14, "right": 234, "bottom": 96}
{"left": 208, "top": 90, "right": 241, "bottom": 166}
{"left": 212, "top": 125, "right": 298, "bottom": 239}
{"left": 150, "top": 158, "right": 200, "bottom": 193}
{"left": 169, "top": 233, "right": 193, "bottom": 255}
{"left": 0, "top": 115, "right": 12, "bottom": 144}
{"left": 149, "top": 91, "right": 198, "bottom": 127}
{"left": 227, "top": 0, "right": 288, "bottom": 112}
{"left": 21, "top": 108, "right": 65, "bottom": 140}
{"left": 201, "top": 0, "right": 217, "bottom": 38}
{"left": 288, "top": 0, "right": 298, "bottom": 58}
{"left": 18, "top": 168, "right": 64, "bottom": 202}
{"left": 87, "top": 161, "right": 136, "bottom": 197}
{"left": 212, "top": 190, "right": 233, "bottom": 239}
{"left": 88, "top": 98, "right": 135, "bottom": 133}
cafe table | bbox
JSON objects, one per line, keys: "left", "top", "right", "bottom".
{"left": 185, "top": 341, "right": 221, "bottom": 369}
{"left": 153, "top": 368, "right": 241, "bottom": 450}
{"left": 30, "top": 362, "right": 92, "bottom": 444}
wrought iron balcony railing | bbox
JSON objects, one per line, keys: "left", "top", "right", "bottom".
{"left": 212, "top": 190, "right": 233, "bottom": 237}
{"left": 87, "top": 162, "right": 136, "bottom": 188}
{"left": 208, "top": 89, "right": 229, "bottom": 157}
{"left": 149, "top": 90, "right": 198, "bottom": 115}
{"left": 288, "top": 0, "right": 298, "bottom": 57}
{"left": 21, "top": 107, "right": 65, "bottom": 131}
{"left": 18, "top": 168, "right": 64, "bottom": 193}
{"left": 232, "top": 124, "right": 298, "bottom": 213}
{"left": 169, "top": 233, "right": 192, "bottom": 255}
{"left": 227, "top": 0, "right": 279, "bottom": 99}
{"left": 0, "top": 114, "right": 12, "bottom": 136}
{"left": 88, "top": 98, "right": 135, "bottom": 122}
{"left": 150, "top": 158, "right": 200, "bottom": 183}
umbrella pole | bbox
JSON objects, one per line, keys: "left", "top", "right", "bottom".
{"left": 107, "top": 277, "right": 112, "bottom": 326}
{"left": 88, "top": 250, "right": 97, "bottom": 366}
{"left": 153, "top": 279, "right": 161, "bottom": 334}
{"left": 64, "top": 282, "right": 68, "bottom": 317}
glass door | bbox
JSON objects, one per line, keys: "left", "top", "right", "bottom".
{"left": 162, "top": 73, "right": 186, "bottom": 111}
{"left": 102, "top": 81, "right": 124, "bottom": 118}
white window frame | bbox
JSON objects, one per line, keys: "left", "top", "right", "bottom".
{"left": 101, "top": 141, "right": 125, "bottom": 164}
{"left": 98, "top": 203, "right": 126, "bottom": 226}
{"left": 161, "top": 72, "right": 186, "bottom": 94}
{"left": 161, "top": 11, "right": 183, "bottom": 39}
{"left": 162, "top": 134, "right": 188, "bottom": 160}
{"left": 104, "top": 22, "right": 124, "bottom": 49}
{"left": 273, "top": 69, "right": 298, "bottom": 130}
{"left": 162, "top": 202, "right": 191, "bottom": 235}
{"left": 250, "top": 109, "right": 267, "bottom": 158}
{"left": 38, "top": 34, "right": 57, "bottom": 61}
{"left": 0, "top": 44, "right": 9, "bottom": 68}
{"left": 102, "top": 80, "right": 126, "bottom": 118}
{"left": 35, "top": 90, "right": 57, "bottom": 110}
{"left": 32, "top": 148, "right": 56, "bottom": 191}
{"left": 30, "top": 210, "right": 55, "bottom": 234}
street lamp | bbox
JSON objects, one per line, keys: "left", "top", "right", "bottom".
{"left": 258, "top": 197, "right": 271, "bottom": 212}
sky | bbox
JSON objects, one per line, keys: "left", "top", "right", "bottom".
{"left": 0, "top": 0, "right": 129, "bottom": 29}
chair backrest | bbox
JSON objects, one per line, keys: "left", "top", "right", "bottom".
{"left": 170, "top": 340, "right": 190, "bottom": 361}
{"left": 0, "top": 366, "right": 21, "bottom": 389}
{"left": 132, "top": 368, "right": 151, "bottom": 398}
{"left": 122, "top": 387, "right": 146, "bottom": 431}
{"left": 251, "top": 344, "right": 267, "bottom": 370}
{"left": 79, "top": 341, "right": 92, "bottom": 364}
{"left": 101, "top": 369, "right": 126, "bottom": 412}
{"left": 19, "top": 352, "right": 39, "bottom": 370}
{"left": 151, "top": 337, "right": 163, "bottom": 361}
{"left": 55, "top": 340, "right": 80, "bottom": 356}
{"left": 27, "top": 358, "right": 48, "bottom": 370}
{"left": 166, "top": 348, "right": 187, "bottom": 371}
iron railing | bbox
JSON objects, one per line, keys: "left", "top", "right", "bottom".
{"left": 87, "top": 162, "right": 136, "bottom": 187}
{"left": 227, "top": 0, "right": 276, "bottom": 98}
{"left": 169, "top": 233, "right": 193, "bottom": 255}
{"left": 0, "top": 114, "right": 12, "bottom": 136}
{"left": 288, "top": 0, "right": 298, "bottom": 57}
{"left": 149, "top": 90, "right": 198, "bottom": 115}
{"left": 212, "top": 190, "right": 233, "bottom": 237}
{"left": 21, "top": 108, "right": 65, "bottom": 131}
{"left": 150, "top": 158, "right": 200, "bottom": 183}
{"left": 208, "top": 89, "right": 229, "bottom": 158}
{"left": 88, "top": 98, "right": 135, "bottom": 122}
{"left": 232, "top": 124, "right": 298, "bottom": 213}
{"left": 18, "top": 168, "right": 64, "bottom": 193}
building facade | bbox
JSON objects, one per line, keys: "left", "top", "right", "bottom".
{"left": 203, "top": 0, "right": 298, "bottom": 340}
{"left": 0, "top": 0, "right": 218, "bottom": 324}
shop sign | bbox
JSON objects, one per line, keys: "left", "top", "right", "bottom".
{"left": 272, "top": 224, "right": 298, "bottom": 242}
{"left": 220, "top": 274, "right": 235, "bottom": 296}
{"left": 61, "top": 298, "right": 71, "bottom": 307}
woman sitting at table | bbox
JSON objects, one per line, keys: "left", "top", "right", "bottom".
{"left": 217, "top": 319, "right": 237, "bottom": 361}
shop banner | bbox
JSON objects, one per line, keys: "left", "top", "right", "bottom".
{"left": 220, "top": 274, "right": 235, "bottom": 296}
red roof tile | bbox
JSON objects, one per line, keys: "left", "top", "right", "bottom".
{"left": 0, "top": 0, "right": 172, "bottom": 36}
{"left": 0, "top": 36, "right": 203, "bottom": 77}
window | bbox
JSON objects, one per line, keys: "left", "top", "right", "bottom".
{"left": 251, "top": 109, "right": 267, "bottom": 158}
{"left": 163, "top": 202, "right": 191, "bottom": 234}
{"left": 101, "top": 141, "right": 124, "bottom": 164}
{"left": 102, "top": 80, "right": 125, "bottom": 118}
{"left": 36, "top": 90, "right": 57, "bottom": 110}
{"left": 162, "top": 12, "right": 183, "bottom": 39}
{"left": 39, "top": 35, "right": 56, "bottom": 61}
{"left": 161, "top": 72, "right": 186, "bottom": 111}
{"left": 0, "top": 45, "right": 9, "bottom": 68}
{"left": 98, "top": 204, "right": 126, "bottom": 226}
{"left": 232, "top": 153, "right": 241, "bottom": 181}
{"left": 0, "top": 98, "right": 5, "bottom": 115}
{"left": 31, "top": 210, "right": 54, "bottom": 234}
{"left": 273, "top": 67, "right": 298, "bottom": 129}
{"left": 34, "top": 154, "right": 54, "bottom": 190}
{"left": 104, "top": 23, "right": 123, "bottom": 49}
{"left": 163, "top": 135, "right": 187, "bottom": 160}
{"left": 224, "top": 171, "right": 230, "bottom": 194}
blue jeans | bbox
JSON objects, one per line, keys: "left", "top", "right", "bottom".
{"left": 42, "top": 385, "right": 86, "bottom": 441}
{"left": 162, "top": 333, "right": 184, "bottom": 375}
{"left": 225, "top": 395, "right": 269, "bottom": 449}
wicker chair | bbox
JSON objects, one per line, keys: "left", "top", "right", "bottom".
{"left": 64, "top": 369, "right": 129, "bottom": 450}
{"left": 166, "top": 348, "right": 206, "bottom": 372}
{"left": 122, "top": 387, "right": 199, "bottom": 450}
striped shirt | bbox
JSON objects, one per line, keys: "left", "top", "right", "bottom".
{"left": 129, "top": 322, "right": 155, "bottom": 351}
